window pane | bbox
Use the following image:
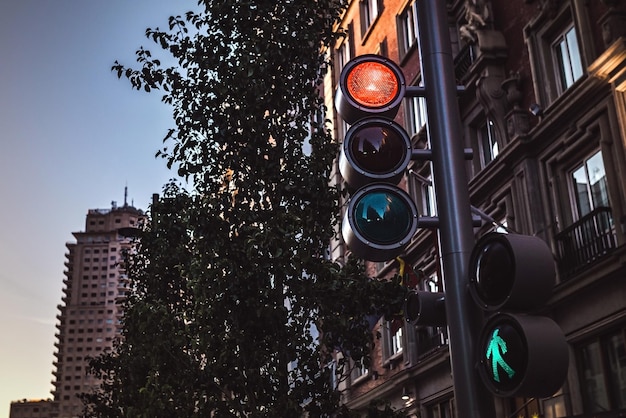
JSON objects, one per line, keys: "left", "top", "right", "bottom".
{"left": 544, "top": 390, "right": 567, "bottom": 418}
{"left": 571, "top": 151, "right": 609, "bottom": 218}
{"left": 556, "top": 39, "right": 574, "bottom": 90}
{"left": 407, "top": 90, "right": 427, "bottom": 135}
{"left": 572, "top": 164, "right": 591, "bottom": 217}
{"left": 607, "top": 332, "right": 626, "bottom": 408}
{"left": 580, "top": 341, "right": 610, "bottom": 412}
{"left": 370, "top": 0, "right": 378, "bottom": 21}
{"left": 556, "top": 26, "right": 583, "bottom": 91}
{"left": 480, "top": 119, "right": 498, "bottom": 166}
{"left": 423, "top": 180, "right": 436, "bottom": 217}
{"left": 566, "top": 27, "right": 583, "bottom": 82}
{"left": 587, "top": 151, "right": 609, "bottom": 208}
{"left": 392, "top": 326, "right": 403, "bottom": 354}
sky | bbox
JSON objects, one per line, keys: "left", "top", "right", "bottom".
{"left": 0, "top": 1, "right": 196, "bottom": 416}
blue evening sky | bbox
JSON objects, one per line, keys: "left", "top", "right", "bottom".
{"left": 0, "top": 1, "right": 195, "bottom": 415}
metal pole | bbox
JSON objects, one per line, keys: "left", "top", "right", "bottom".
{"left": 415, "top": 1, "right": 495, "bottom": 417}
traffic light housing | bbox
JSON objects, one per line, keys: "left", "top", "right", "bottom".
{"left": 405, "top": 290, "right": 446, "bottom": 327}
{"left": 468, "top": 232, "right": 569, "bottom": 398}
{"left": 335, "top": 55, "right": 406, "bottom": 125}
{"left": 335, "top": 55, "right": 418, "bottom": 262}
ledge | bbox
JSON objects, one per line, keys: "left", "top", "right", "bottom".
{"left": 589, "top": 37, "right": 626, "bottom": 92}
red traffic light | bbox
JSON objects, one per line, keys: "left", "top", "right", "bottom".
{"left": 335, "top": 55, "right": 406, "bottom": 125}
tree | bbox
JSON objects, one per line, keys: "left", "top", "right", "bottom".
{"left": 82, "top": 1, "right": 406, "bottom": 417}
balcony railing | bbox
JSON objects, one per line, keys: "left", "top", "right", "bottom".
{"left": 416, "top": 327, "right": 448, "bottom": 358}
{"left": 555, "top": 207, "right": 617, "bottom": 281}
{"left": 454, "top": 43, "right": 475, "bottom": 83}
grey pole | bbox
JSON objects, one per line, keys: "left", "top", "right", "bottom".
{"left": 415, "top": 1, "right": 495, "bottom": 416}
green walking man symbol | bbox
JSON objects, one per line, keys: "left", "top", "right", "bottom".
{"left": 486, "top": 328, "right": 515, "bottom": 382}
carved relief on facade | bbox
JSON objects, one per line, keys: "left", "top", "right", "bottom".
{"left": 460, "top": 0, "right": 491, "bottom": 43}
{"left": 599, "top": 0, "right": 626, "bottom": 48}
{"left": 525, "top": 0, "right": 561, "bottom": 19}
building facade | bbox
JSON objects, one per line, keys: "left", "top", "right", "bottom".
{"left": 10, "top": 202, "right": 145, "bottom": 418}
{"left": 9, "top": 399, "right": 57, "bottom": 418}
{"left": 328, "top": 0, "right": 626, "bottom": 417}
{"left": 52, "top": 203, "right": 143, "bottom": 418}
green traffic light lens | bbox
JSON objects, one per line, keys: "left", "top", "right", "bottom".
{"left": 350, "top": 124, "right": 407, "bottom": 175}
{"left": 482, "top": 319, "right": 527, "bottom": 393}
{"left": 353, "top": 190, "right": 413, "bottom": 245}
{"left": 473, "top": 239, "right": 515, "bottom": 307}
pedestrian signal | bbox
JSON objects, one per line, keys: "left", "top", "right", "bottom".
{"left": 469, "top": 232, "right": 569, "bottom": 398}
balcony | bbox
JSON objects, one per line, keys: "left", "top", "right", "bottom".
{"left": 555, "top": 207, "right": 618, "bottom": 281}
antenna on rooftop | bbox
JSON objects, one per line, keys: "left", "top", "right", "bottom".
{"left": 124, "top": 184, "right": 128, "bottom": 207}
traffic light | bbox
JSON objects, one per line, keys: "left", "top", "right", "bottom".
{"left": 468, "top": 232, "right": 569, "bottom": 398}
{"left": 335, "top": 54, "right": 418, "bottom": 262}
{"left": 405, "top": 290, "right": 446, "bottom": 327}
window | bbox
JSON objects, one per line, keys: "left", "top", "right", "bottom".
{"left": 360, "top": 0, "right": 381, "bottom": 36}
{"left": 578, "top": 328, "right": 626, "bottom": 412}
{"left": 405, "top": 80, "right": 427, "bottom": 136}
{"left": 478, "top": 119, "right": 499, "bottom": 167}
{"left": 570, "top": 150, "right": 609, "bottom": 219}
{"left": 426, "top": 397, "right": 454, "bottom": 418}
{"left": 350, "top": 359, "right": 368, "bottom": 383}
{"left": 383, "top": 318, "right": 404, "bottom": 361}
{"left": 391, "top": 325, "right": 403, "bottom": 354}
{"left": 525, "top": 7, "right": 587, "bottom": 106}
{"left": 543, "top": 389, "right": 568, "bottom": 418}
{"left": 408, "top": 166, "right": 436, "bottom": 217}
{"left": 554, "top": 25, "right": 583, "bottom": 93}
{"left": 398, "top": 1, "right": 418, "bottom": 58}
{"left": 335, "top": 26, "right": 353, "bottom": 140}
{"left": 422, "top": 174, "right": 436, "bottom": 217}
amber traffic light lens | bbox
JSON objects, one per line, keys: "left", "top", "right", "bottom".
{"left": 346, "top": 61, "right": 400, "bottom": 108}
{"left": 350, "top": 123, "right": 407, "bottom": 174}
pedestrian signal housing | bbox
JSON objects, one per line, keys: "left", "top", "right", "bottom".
{"left": 468, "top": 232, "right": 569, "bottom": 398}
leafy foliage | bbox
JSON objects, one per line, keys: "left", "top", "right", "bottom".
{"left": 82, "top": 1, "right": 408, "bottom": 417}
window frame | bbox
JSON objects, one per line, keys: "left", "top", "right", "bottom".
{"left": 360, "top": 0, "right": 382, "bottom": 38}
{"left": 478, "top": 118, "right": 499, "bottom": 167}
{"left": 397, "top": 0, "right": 419, "bottom": 59}
{"left": 552, "top": 24, "right": 584, "bottom": 94}
{"left": 382, "top": 318, "right": 404, "bottom": 363}
{"left": 568, "top": 149, "right": 610, "bottom": 221}
{"left": 577, "top": 327, "right": 626, "bottom": 412}
{"left": 405, "top": 78, "right": 428, "bottom": 137}
{"left": 524, "top": 5, "right": 586, "bottom": 107}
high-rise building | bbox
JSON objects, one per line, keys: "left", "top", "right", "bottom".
{"left": 327, "top": 0, "right": 626, "bottom": 417}
{"left": 52, "top": 202, "right": 144, "bottom": 418}
{"left": 10, "top": 201, "right": 145, "bottom": 418}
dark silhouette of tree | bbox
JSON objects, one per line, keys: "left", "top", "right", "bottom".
{"left": 81, "top": 1, "right": 406, "bottom": 417}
